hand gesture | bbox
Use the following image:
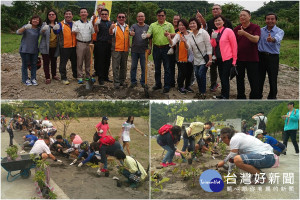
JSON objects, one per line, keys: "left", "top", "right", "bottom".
{"left": 25, "top": 21, "right": 32, "bottom": 30}
{"left": 267, "top": 33, "right": 273, "bottom": 42}
{"left": 95, "top": 18, "right": 101, "bottom": 26}
{"left": 53, "top": 22, "right": 60, "bottom": 30}
{"left": 130, "top": 29, "right": 135, "bottom": 36}
{"left": 211, "top": 29, "right": 218, "bottom": 39}
{"left": 141, "top": 32, "right": 147, "bottom": 39}
{"left": 206, "top": 60, "right": 212, "bottom": 67}
{"left": 42, "top": 22, "right": 49, "bottom": 32}
{"left": 164, "top": 31, "right": 170, "bottom": 37}
{"left": 180, "top": 35, "right": 187, "bottom": 43}
{"left": 110, "top": 21, "right": 116, "bottom": 29}
{"left": 196, "top": 10, "right": 203, "bottom": 19}
{"left": 237, "top": 26, "right": 245, "bottom": 36}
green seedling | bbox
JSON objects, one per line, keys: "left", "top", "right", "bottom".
{"left": 6, "top": 145, "right": 18, "bottom": 160}
{"left": 48, "top": 191, "right": 57, "bottom": 199}
{"left": 151, "top": 176, "right": 170, "bottom": 192}
{"left": 217, "top": 142, "right": 227, "bottom": 159}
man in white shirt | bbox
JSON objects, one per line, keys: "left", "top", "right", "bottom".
{"left": 72, "top": 8, "right": 95, "bottom": 84}
{"left": 252, "top": 112, "right": 267, "bottom": 131}
{"left": 30, "top": 135, "right": 62, "bottom": 162}
{"left": 217, "top": 128, "right": 275, "bottom": 183}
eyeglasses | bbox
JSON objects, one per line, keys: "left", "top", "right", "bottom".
{"left": 101, "top": 13, "right": 108, "bottom": 16}
{"left": 157, "top": 15, "right": 165, "bottom": 17}
{"left": 118, "top": 16, "right": 125, "bottom": 19}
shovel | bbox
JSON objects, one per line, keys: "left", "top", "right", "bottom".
{"left": 144, "top": 49, "right": 149, "bottom": 98}
{"left": 86, "top": 44, "right": 95, "bottom": 90}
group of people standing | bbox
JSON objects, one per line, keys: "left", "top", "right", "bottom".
{"left": 17, "top": 3, "right": 284, "bottom": 99}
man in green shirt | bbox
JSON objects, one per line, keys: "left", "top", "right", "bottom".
{"left": 146, "top": 9, "right": 175, "bottom": 93}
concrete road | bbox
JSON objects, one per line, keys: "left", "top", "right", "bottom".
{"left": 1, "top": 130, "right": 69, "bottom": 199}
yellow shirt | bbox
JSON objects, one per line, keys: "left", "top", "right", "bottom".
{"left": 49, "top": 28, "right": 57, "bottom": 48}
{"left": 186, "top": 122, "right": 204, "bottom": 141}
{"left": 124, "top": 156, "right": 147, "bottom": 180}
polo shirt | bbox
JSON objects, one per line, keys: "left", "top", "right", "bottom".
{"left": 30, "top": 140, "right": 51, "bottom": 155}
{"left": 258, "top": 25, "right": 284, "bottom": 54}
{"left": 148, "top": 21, "right": 175, "bottom": 46}
{"left": 72, "top": 20, "right": 95, "bottom": 42}
{"left": 233, "top": 23, "right": 261, "bottom": 62}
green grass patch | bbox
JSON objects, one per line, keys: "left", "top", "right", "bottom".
{"left": 1, "top": 33, "right": 21, "bottom": 53}
{"left": 279, "top": 39, "right": 299, "bottom": 68}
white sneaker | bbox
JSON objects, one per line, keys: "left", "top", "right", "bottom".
{"left": 97, "top": 168, "right": 101, "bottom": 175}
{"left": 25, "top": 79, "right": 32, "bottom": 86}
{"left": 294, "top": 153, "right": 299, "bottom": 156}
{"left": 31, "top": 79, "right": 38, "bottom": 86}
{"left": 20, "top": 150, "right": 26, "bottom": 154}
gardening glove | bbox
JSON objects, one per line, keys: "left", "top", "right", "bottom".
{"left": 57, "top": 160, "right": 62, "bottom": 163}
{"left": 95, "top": 18, "right": 101, "bottom": 26}
{"left": 53, "top": 22, "right": 60, "bottom": 30}
{"left": 63, "top": 149, "right": 69, "bottom": 153}
{"left": 42, "top": 23, "right": 49, "bottom": 32}
{"left": 78, "top": 162, "right": 83, "bottom": 167}
{"left": 25, "top": 21, "right": 32, "bottom": 29}
{"left": 70, "top": 159, "right": 77, "bottom": 165}
{"left": 167, "top": 48, "right": 174, "bottom": 55}
{"left": 97, "top": 168, "right": 101, "bottom": 175}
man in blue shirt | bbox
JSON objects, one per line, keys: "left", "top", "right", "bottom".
{"left": 258, "top": 13, "right": 284, "bottom": 99}
{"left": 255, "top": 129, "right": 287, "bottom": 156}
{"left": 20, "top": 131, "right": 38, "bottom": 153}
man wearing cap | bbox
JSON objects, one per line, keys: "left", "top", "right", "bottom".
{"left": 218, "top": 128, "right": 275, "bottom": 183}
{"left": 30, "top": 135, "right": 62, "bottom": 162}
{"left": 255, "top": 129, "right": 286, "bottom": 156}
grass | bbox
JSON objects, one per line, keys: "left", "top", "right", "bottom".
{"left": 279, "top": 39, "right": 299, "bottom": 68}
{"left": 1, "top": 32, "right": 297, "bottom": 67}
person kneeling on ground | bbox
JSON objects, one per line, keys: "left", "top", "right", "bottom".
{"left": 157, "top": 125, "right": 186, "bottom": 167}
{"left": 97, "top": 137, "right": 123, "bottom": 176}
{"left": 20, "top": 131, "right": 38, "bottom": 153}
{"left": 29, "top": 135, "right": 62, "bottom": 162}
{"left": 70, "top": 141, "right": 101, "bottom": 167}
{"left": 217, "top": 127, "right": 275, "bottom": 184}
{"left": 63, "top": 133, "right": 83, "bottom": 156}
{"left": 255, "top": 129, "right": 287, "bottom": 156}
{"left": 114, "top": 149, "right": 147, "bottom": 188}
{"left": 52, "top": 135, "right": 71, "bottom": 158}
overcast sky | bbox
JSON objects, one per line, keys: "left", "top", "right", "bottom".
{"left": 1, "top": 0, "right": 272, "bottom": 12}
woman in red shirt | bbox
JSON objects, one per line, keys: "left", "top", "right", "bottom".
{"left": 94, "top": 116, "right": 112, "bottom": 142}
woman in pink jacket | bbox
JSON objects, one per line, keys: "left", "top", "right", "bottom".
{"left": 210, "top": 15, "right": 237, "bottom": 99}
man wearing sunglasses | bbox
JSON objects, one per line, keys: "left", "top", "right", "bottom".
{"left": 94, "top": 9, "right": 113, "bottom": 85}
{"left": 217, "top": 127, "right": 275, "bottom": 184}
{"left": 146, "top": 9, "right": 175, "bottom": 93}
{"left": 109, "top": 12, "right": 130, "bottom": 89}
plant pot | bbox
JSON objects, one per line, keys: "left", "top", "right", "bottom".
{"left": 41, "top": 186, "right": 50, "bottom": 199}
{"left": 188, "top": 158, "right": 193, "bottom": 165}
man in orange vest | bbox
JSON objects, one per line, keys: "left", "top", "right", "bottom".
{"left": 109, "top": 13, "right": 130, "bottom": 89}
{"left": 53, "top": 10, "right": 77, "bottom": 85}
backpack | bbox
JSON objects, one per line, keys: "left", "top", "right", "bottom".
{"left": 258, "top": 116, "right": 266, "bottom": 131}
{"left": 99, "top": 135, "right": 115, "bottom": 148}
{"left": 158, "top": 124, "right": 173, "bottom": 135}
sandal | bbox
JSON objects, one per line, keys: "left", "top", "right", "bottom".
{"left": 53, "top": 76, "right": 60, "bottom": 80}
{"left": 45, "top": 79, "right": 51, "bottom": 84}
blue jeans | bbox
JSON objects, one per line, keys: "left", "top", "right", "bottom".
{"left": 161, "top": 145, "right": 175, "bottom": 163}
{"left": 130, "top": 52, "right": 145, "bottom": 85}
{"left": 241, "top": 153, "right": 275, "bottom": 169}
{"left": 194, "top": 64, "right": 208, "bottom": 94}
{"left": 153, "top": 46, "right": 171, "bottom": 89}
{"left": 20, "top": 52, "right": 38, "bottom": 82}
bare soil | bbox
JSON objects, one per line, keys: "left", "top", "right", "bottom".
{"left": 13, "top": 117, "right": 149, "bottom": 199}
{"left": 1, "top": 53, "right": 298, "bottom": 100}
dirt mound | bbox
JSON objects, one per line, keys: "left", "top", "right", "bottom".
{"left": 1, "top": 53, "right": 299, "bottom": 99}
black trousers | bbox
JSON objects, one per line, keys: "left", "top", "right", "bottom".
{"left": 236, "top": 61, "right": 260, "bottom": 99}
{"left": 283, "top": 130, "right": 299, "bottom": 153}
{"left": 7, "top": 128, "right": 14, "bottom": 146}
{"left": 95, "top": 41, "right": 112, "bottom": 81}
{"left": 258, "top": 52, "right": 279, "bottom": 99}
{"left": 216, "top": 58, "right": 232, "bottom": 99}
{"left": 59, "top": 47, "right": 77, "bottom": 80}
{"left": 177, "top": 62, "right": 193, "bottom": 89}
{"left": 168, "top": 54, "right": 176, "bottom": 87}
